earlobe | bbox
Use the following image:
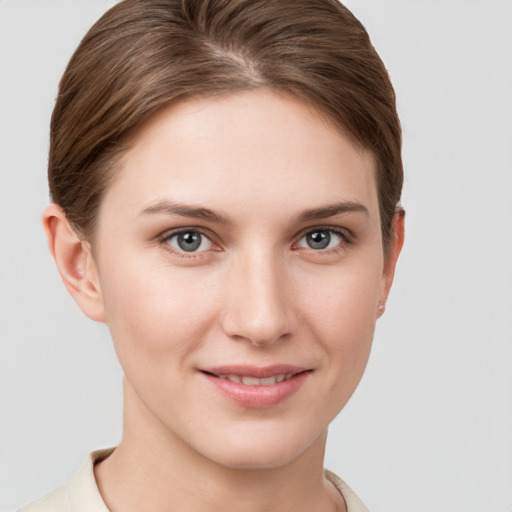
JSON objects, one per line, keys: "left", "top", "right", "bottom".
{"left": 378, "top": 208, "right": 405, "bottom": 315}
{"left": 42, "top": 203, "right": 106, "bottom": 322}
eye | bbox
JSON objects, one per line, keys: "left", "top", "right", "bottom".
{"left": 296, "top": 228, "right": 345, "bottom": 251}
{"left": 165, "top": 229, "right": 213, "bottom": 253}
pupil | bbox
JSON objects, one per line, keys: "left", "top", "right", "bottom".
{"left": 307, "top": 230, "right": 330, "bottom": 250}
{"left": 178, "top": 231, "right": 201, "bottom": 251}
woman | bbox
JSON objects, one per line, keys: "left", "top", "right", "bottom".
{"left": 21, "top": 0, "right": 404, "bottom": 510}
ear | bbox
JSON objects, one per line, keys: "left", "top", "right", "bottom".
{"left": 378, "top": 208, "right": 405, "bottom": 316}
{"left": 43, "top": 203, "right": 106, "bottom": 322}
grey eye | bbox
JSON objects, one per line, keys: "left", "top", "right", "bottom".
{"left": 168, "top": 230, "right": 212, "bottom": 253}
{"left": 307, "top": 230, "right": 330, "bottom": 249}
{"left": 298, "top": 229, "right": 343, "bottom": 250}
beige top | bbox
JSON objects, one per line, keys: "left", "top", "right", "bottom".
{"left": 19, "top": 448, "right": 371, "bottom": 512}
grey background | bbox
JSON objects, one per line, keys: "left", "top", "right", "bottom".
{"left": 1, "top": 1, "right": 511, "bottom": 511}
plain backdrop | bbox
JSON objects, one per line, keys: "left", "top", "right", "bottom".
{"left": 1, "top": 1, "right": 511, "bottom": 511}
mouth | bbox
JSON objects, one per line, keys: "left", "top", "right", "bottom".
{"left": 200, "top": 365, "right": 311, "bottom": 408}
{"left": 203, "top": 371, "right": 299, "bottom": 386}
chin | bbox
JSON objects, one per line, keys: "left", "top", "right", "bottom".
{"left": 210, "top": 447, "right": 304, "bottom": 471}
{"left": 198, "top": 423, "right": 326, "bottom": 471}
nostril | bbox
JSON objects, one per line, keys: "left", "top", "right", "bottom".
{"left": 221, "top": 265, "right": 296, "bottom": 346}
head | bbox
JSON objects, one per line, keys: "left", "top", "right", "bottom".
{"left": 44, "top": 0, "right": 404, "bottom": 469}
{"left": 48, "top": 0, "right": 402, "bottom": 251}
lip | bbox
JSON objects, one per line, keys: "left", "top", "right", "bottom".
{"left": 200, "top": 365, "right": 311, "bottom": 409}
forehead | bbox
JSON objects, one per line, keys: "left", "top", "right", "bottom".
{"left": 103, "top": 89, "right": 379, "bottom": 223}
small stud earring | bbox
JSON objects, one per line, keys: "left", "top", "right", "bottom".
{"left": 377, "top": 304, "right": 385, "bottom": 315}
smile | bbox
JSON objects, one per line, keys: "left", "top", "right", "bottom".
{"left": 210, "top": 373, "right": 296, "bottom": 386}
{"left": 201, "top": 365, "right": 311, "bottom": 408}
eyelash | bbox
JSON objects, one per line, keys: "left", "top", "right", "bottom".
{"left": 159, "top": 228, "right": 218, "bottom": 259}
{"left": 293, "top": 227, "right": 352, "bottom": 254}
{"left": 159, "top": 226, "right": 353, "bottom": 258}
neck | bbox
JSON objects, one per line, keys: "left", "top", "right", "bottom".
{"left": 94, "top": 380, "right": 345, "bottom": 512}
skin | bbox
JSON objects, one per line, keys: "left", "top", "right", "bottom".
{"left": 44, "top": 89, "right": 404, "bottom": 512}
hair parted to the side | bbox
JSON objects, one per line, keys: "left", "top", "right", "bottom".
{"left": 49, "top": 0, "right": 403, "bottom": 249}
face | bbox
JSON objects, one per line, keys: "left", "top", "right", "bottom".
{"left": 89, "top": 90, "right": 397, "bottom": 469}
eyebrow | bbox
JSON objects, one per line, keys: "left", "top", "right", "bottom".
{"left": 140, "top": 200, "right": 231, "bottom": 225}
{"left": 140, "top": 199, "right": 368, "bottom": 225}
{"left": 297, "top": 202, "right": 369, "bottom": 222}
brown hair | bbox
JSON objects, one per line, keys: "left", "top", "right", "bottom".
{"left": 49, "top": 0, "right": 402, "bottom": 249}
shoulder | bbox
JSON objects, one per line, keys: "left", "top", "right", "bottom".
{"left": 18, "top": 449, "right": 114, "bottom": 512}
{"left": 324, "top": 469, "right": 372, "bottom": 512}
{"left": 18, "top": 484, "right": 69, "bottom": 512}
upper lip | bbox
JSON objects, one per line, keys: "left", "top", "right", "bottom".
{"left": 200, "top": 364, "right": 309, "bottom": 379}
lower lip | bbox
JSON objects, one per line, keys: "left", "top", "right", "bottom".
{"left": 202, "top": 372, "right": 310, "bottom": 409}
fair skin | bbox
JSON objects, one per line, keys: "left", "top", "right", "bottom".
{"left": 44, "top": 89, "right": 404, "bottom": 512}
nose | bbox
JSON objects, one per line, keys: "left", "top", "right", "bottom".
{"left": 221, "top": 250, "right": 295, "bottom": 347}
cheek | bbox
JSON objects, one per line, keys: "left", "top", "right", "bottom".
{"left": 98, "top": 256, "right": 220, "bottom": 364}
{"left": 299, "top": 260, "right": 382, "bottom": 375}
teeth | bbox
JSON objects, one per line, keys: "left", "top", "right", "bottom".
{"left": 241, "top": 376, "right": 261, "bottom": 386}
{"left": 218, "top": 373, "right": 294, "bottom": 386}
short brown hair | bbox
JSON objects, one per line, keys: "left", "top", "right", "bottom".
{"left": 49, "top": 0, "right": 402, "bottom": 249}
